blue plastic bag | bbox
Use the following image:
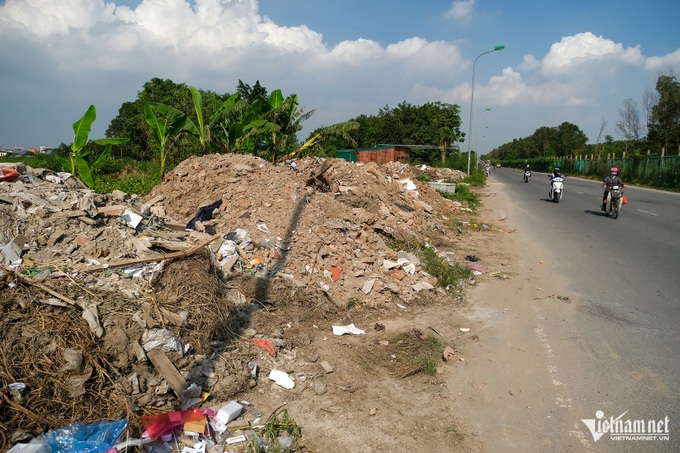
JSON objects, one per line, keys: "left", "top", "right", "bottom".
{"left": 43, "top": 419, "right": 127, "bottom": 453}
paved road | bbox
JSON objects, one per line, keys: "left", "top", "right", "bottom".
{"left": 489, "top": 167, "right": 680, "bottom": 451}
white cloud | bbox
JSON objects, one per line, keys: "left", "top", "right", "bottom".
{"left": 519, "top": 54, "right": 541, "bottom": 70}
{"left": 0, "top": 1, "right": 677, "bottom": 151}
{"left": 327, "top": 38, "right": 384, "bottom": 65}
{"left": 644, "top": 48, "right": 680, "bottom": 72}
{"left": 0, "top": 0, "right": 117, "bottom": 35}
{"left": 464, "top": 66, "right": 592, "bottom": 110}
{"left": 541, "top": 32, "right": 644, "bottom": 76}
{"left": 445, "top": 0, "right": 476, "bottom": 23}
{"left": 386, "top": 38, "right": 466, "bottom": 78}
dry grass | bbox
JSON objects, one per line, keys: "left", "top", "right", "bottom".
{"left": 0, "top": 251, "right": 239, "bottom": 451}
{"left": 358, "top": 329, "right": 445, "bottom": 379}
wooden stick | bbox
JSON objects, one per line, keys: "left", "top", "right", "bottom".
{"left": 77, "top": 235, "right": 221, "bottom": 272}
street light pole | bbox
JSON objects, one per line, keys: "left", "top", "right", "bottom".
{"left": 475, "top": 108, "right": 491, "bottom": 156}
{"left": 466, "top": 45, "right": 505, "bottom": 177}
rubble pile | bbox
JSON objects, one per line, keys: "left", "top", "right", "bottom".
{"left": 0, "top": 154, "right": 469, "bottom": 452}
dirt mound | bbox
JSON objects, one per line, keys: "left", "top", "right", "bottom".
{"left": 0, "top": 155, "right": 485, "bottom": 452}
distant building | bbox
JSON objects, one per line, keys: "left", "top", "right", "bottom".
{"left": 336, "top": 145, "right": 410, "bottom": 165}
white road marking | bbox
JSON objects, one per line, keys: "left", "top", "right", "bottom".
{"left": 637, "top": 209, "right": 658, "bottom": 216}
{"left": 533, "top": 325, "right": 572, "bottom": 408}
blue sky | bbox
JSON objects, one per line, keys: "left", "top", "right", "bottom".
{"left": 1, "top": 0, "right": 678, "bottom": 154}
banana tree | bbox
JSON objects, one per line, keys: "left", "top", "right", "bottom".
{"left": 143, "top": 102, "right": 190, "bottom": 177}
{"left": 263, "top": 90, "right": 314, "bottom": 163}
{"left": 285, "top": 121, "right": 360, "bottom": 160}
{"left": 211, "top": 94, "right": 280, "bottom": 154}
{"left": 55, "top": 105, "right": 129, "bottom": 188}
{"left": 183, "top": 86, "right": 210, "bottom": 155}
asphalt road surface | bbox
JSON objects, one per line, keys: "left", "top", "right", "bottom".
{"left": 484, "top": 167, "right": 680, "bottom": 451}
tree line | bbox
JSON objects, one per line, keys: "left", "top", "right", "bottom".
{"left": 52, "top": 73, "right": 678, "bottom": 187}
{"left": 50, "top": 78, "right": 470, "bottom": 186}
{"left": 486, "top": 73, "right": 680, "bottom": 162}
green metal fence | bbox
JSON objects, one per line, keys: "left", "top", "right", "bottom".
{"left": 560, "top": 155, "right": 679, "bottom": 189}
{"left": 503, "top": 155, "right": 680, "bottom": 190}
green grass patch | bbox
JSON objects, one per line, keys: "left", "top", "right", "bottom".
{"left": 382, "top": 239, "right": 471, "bottom": 291}
{"left": 254, "top": 407, "right": 304, "bottom": 452}
{"left": 93, "top": 161, "right": 161, "bottom": 195}
{"left": 437, "top": 183, "right": 481, "bottom": 211}
{"left": 420, "top": 245, "right": 471, "bottom": 290}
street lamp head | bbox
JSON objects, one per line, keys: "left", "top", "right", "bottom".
{"left": 494, "top": 45, "right": 505, "bottom": 51}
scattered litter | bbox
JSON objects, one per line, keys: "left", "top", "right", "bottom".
{"left": 226, "top": 435, "right": 247, "bottom": 445}
{"left": 213, "top": 401, "right": 244, "bottom": 432}
{"left": 459, "top": 327, "right": 470, "bottom": 333}
{"left": 442, "top": 346, "right": 456, "bottom": 361}
{"left": 43, "top": 419, "right": 128, "bottom": 453}
{"left": 251, "top": 338, "right": 276, "bottom": 357}
{"left": 247, "top": 361, "right": 258, "bottom": 378}
{"left": 411, "top": 281, "right": 434, "bottom": 292}
{"left": 268, "top": 369, "right": 295, "bottom": 389}
{"left": 467, "top": 262, "right": 488, "bottom": 273}
{"left": 181, "top": 442, "right": 206, "bottom": 453}
{"left": 332, "top": 323, "right": 366, "bottom": 336}
{"left": 142, "top": 328, "right": 184, "bottom": 354}
{"left": 186, "top": 199, "right": 222, "bottom": 231}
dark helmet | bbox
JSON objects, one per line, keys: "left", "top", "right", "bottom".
{"left": 553, "top": 167, "right": 560, "bottom": 175}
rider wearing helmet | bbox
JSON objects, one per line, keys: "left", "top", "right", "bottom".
{"left": 602, "top": 167, "right": 624, "bottom": 211}
{"left": 549, "top": 167, "right": 561, "bottom": 190}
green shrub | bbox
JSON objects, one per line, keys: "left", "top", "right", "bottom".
{"left": 1, "top": 154, "right": 63, "bottom": 172}
{"left": 93, "top": 161, "right": 161, "bottom": 195}
{"left": 465, "top": 168, "right": 487, "bottom": 186}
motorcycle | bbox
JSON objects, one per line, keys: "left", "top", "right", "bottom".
{"left": 548, "top": 176, "right": 564, "bottom": 203}
{"left": 523, "top": 170, "right": 531, "bottom": 183}
{"left": 603, "top": 183, "right": 624, "bottom": 219}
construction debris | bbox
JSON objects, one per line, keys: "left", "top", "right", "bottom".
{"left": 0, "top": 154, "right": 471, "bottom": 452}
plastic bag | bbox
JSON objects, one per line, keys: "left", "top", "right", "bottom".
{"left": 43, "top": 419, "right": 127, "bottom": 453}
{"left": 141, "top": 408, "right": 204, "bottom": 440}
{"left": 622, "top": 194, "right": 629, "bottom": 205}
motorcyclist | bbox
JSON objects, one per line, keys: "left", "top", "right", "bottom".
{"left": 524, "top": 164, "right": 531, "bottom": 173}
{"left": 549, "top": 167, "right": 561, "bottom": 190}
{"left": 602, "top": 167, "right": 624, "bottom": 211}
